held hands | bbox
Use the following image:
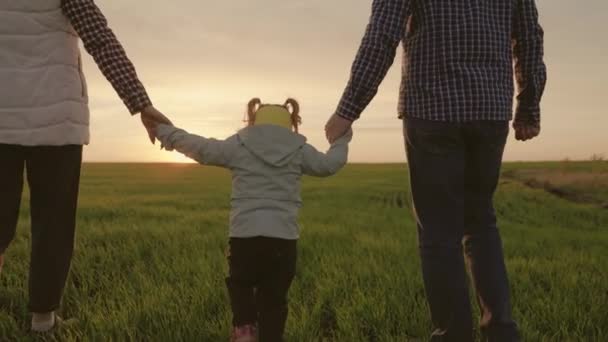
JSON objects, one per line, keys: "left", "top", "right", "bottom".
{"left": 140, "top": 106, "right": 173, "bottom": 144}
{"left": 325, "top": 114, "right": 353, "bottom": 143}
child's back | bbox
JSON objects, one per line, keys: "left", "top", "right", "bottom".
{"left": 157, "top": 122, "right": 351, "bottom": 239}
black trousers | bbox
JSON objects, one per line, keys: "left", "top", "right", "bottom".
{"left": 0, "top": 144, "right": 82, "bottom": 313}
{"left": 226, "top": 237, "right": 297, "bottom": 342}
{"left": 404, "top": 118, "right": 519, "bottom": 342}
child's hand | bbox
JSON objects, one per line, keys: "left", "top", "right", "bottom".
{"left": 141, "top": 106, "right": 173, "bottom": 144}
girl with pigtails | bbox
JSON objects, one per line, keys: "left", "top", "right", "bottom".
{"left": 153, "top": 98, "right": 352, "bottom": 342}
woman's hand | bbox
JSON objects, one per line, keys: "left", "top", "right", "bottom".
{"left": 141, "top": 106, "right": 173, "bottom": 144}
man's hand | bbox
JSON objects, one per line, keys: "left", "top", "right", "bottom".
{"left": 325, "top": 114, "right": 353, "bottom": 143}
{"left": 140, "top": 106, "right": 173, "bottom": 144}
{"left": 513, "top": 121, "right": 540, "bottom": 142}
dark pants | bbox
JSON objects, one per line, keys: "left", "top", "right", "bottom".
{"left": 226, "top": 237, "right": 297, "bottom": 342}
{"left": 0, "top": 144, "right": 82, "bottom": 313}
{"left": 404, "top": 118, "right": 519, "bottom": 342}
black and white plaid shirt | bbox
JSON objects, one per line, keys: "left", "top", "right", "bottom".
{"left": 336, "top": 0, "right": 547, "bottom": 124}
{"left": 62, "top": 0, "right": 152, "bottom": 114}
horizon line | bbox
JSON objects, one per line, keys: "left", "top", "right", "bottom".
{"left": 80, "top": 158, "right": 606, "bottom": 165}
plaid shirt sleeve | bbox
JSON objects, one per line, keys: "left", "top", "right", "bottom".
{"left": 62, "top": 0, "right": 152, "bottom": 114}
{"left": 512, "top": 0, "right": 547, "bottom": 125}
{"left": 335, "top": 0, "right": 411, "bottom": 121}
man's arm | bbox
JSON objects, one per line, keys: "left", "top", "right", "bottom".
{"left": 335, "top": 0, "right": 411, "bottom": 122}
{"left": 512, "top": 0, "right": 547, "bottom": 129}
{"left": 61, "top": 0, "right": 151, "bottom": 114}
{"left": 301, "top": 130, "right": 352, "bottom": 177}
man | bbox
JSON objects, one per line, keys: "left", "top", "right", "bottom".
{"left": 0, "top": 0, "right": 170, "bottom": 332}
{"left": 326, "top": 0, "right": 546, "bottom": 341}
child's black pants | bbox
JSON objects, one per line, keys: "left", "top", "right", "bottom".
{"left": 226, "top": 236, "right": 297, "bottom": 342}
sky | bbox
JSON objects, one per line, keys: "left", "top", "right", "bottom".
{"left": 82, "top": 0, "right": 607, "bottom": 163}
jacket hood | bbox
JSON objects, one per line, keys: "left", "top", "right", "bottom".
{"left": 237, "top": 124, "right": 307, "bottom": 167}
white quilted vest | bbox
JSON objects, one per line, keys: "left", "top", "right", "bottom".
{"left": 0, "top": 0, "right": 90, "bottom": 146}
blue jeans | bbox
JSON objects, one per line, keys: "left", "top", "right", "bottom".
{"left": 404, "top": 118, "right": 519, "bottom": 342}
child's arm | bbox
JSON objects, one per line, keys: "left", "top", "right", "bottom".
{"left": 301, "top": 129, "right": 353, "bottom": 177}
{"left": 156, "top": 124, "right": 237, "bottom": 167}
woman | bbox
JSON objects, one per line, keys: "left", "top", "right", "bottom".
{"left": 0, "top": 0, "right": 170, "bottom": 332}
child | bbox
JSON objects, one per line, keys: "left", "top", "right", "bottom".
{"left": 154, "top": 98, "right": 352, "bottom": 342}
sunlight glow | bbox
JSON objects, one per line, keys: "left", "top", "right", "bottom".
{"left": 78, "top": 0, "right": 606, "bottom": 162}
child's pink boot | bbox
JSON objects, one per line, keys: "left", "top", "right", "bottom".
{"left": 231, "top": 324, "right": 257, "bottom": 342}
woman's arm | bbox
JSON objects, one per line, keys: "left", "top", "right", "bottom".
{"left": 61, "top": 0, "right": 151, "bottom": 114}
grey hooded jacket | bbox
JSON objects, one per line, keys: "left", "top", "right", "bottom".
{"left": 156, "top": 124, "right": 352, "bottom": 240}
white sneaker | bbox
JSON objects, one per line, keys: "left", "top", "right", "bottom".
{"left": 31, "top": 312, "right": 56, "bottom": 333}
{"left": 32, "top": 312, "right": 78, "bottom": 333}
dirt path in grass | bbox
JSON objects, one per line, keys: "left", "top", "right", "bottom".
{"left": 502, "top": 166, "right": 608, "bottom": 209}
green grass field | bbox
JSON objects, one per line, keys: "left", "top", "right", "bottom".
{"left": 1, "top": 162, "right": 606, "bottom": 341}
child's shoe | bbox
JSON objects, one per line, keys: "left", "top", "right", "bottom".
{"left": 231, "top": 324, "right": 257, "bottom": 342}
